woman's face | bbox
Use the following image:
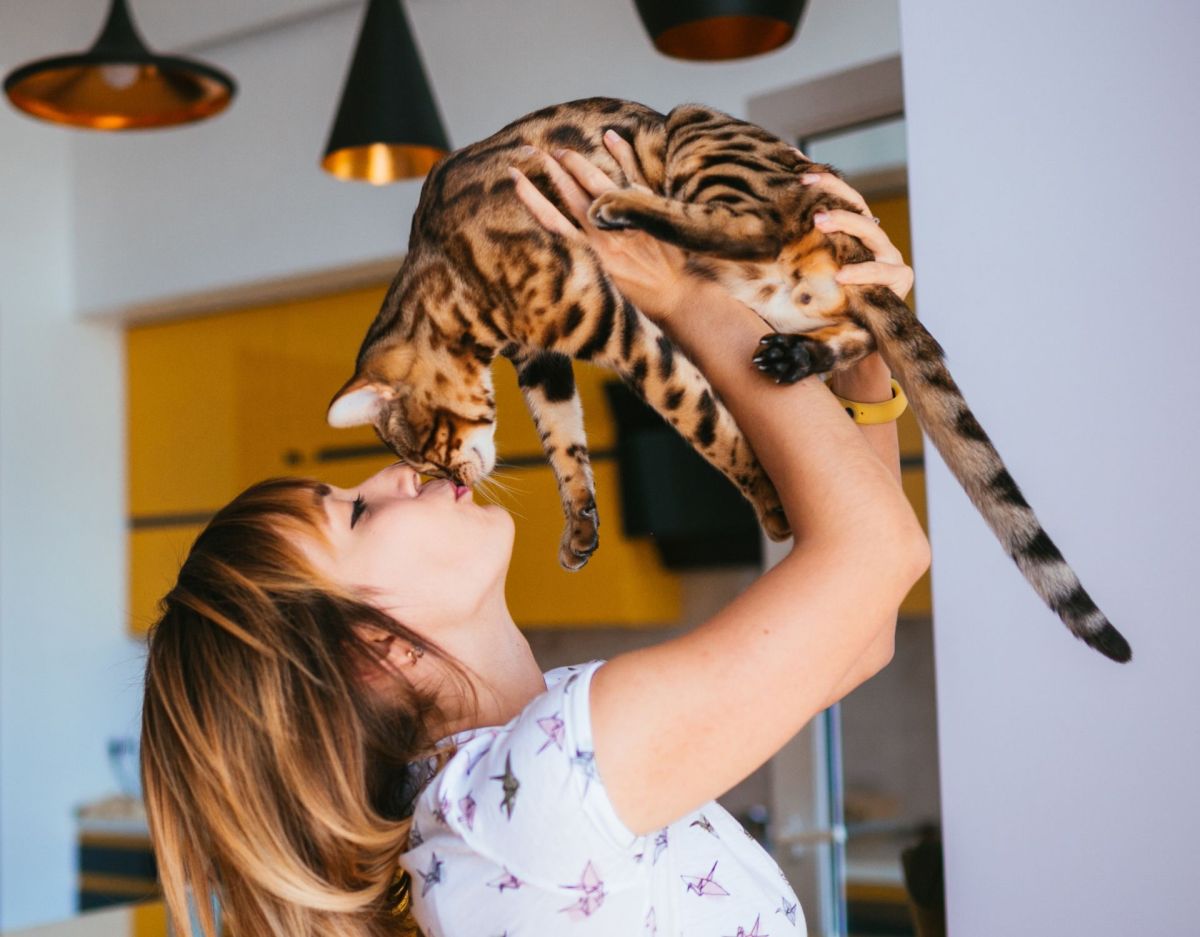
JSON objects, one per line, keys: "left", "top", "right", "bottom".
{"left": 310, "top": 462, "right": 514, "bottom": 635}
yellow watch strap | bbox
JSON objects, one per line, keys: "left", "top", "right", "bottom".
{"left": 832, "top": 378, "right": 907, "bottom": 425}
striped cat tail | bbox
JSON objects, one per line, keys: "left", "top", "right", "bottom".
{"left": 857, "top": 289, "right": 1131, "bottom": 663}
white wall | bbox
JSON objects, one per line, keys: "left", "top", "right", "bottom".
{"left": 898, "top": 0, "right": 1200, "bottom": 932}
{"left": 1, "top": 0, "right": 901, "bottom": 929}
{"left": 0, "top": 27, "right": 145, "bottom": 934}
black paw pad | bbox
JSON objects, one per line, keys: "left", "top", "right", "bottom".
{"left": 752, "top": 334, "right": 834, "bottom": 384}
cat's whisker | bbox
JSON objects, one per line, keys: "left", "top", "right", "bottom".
{"left": 473, "top": 478, "right": 529, "bottom": 520}
{"left": 489, "top": 463, "right": 524, "bottom": 480}
{"left": 477, "top": 476, "right": 518, "bottom": 503}
{"left": 482, "top": 467, "right": 524, "bottom": 489}
{"left": 480, "top": 473, "right": 522, "bottom": 497}
{"left": 471, "top": 476, "right": 501, "bottom": 503}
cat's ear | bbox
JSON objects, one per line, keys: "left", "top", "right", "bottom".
{"left": 327, "top": 377, "right": 393, "bottom": 428}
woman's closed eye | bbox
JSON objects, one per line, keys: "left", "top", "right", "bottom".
{"left": 350, "top": 495, "right": 368, "bottom": 528}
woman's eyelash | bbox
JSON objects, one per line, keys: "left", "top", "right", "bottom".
{"left": 350, "top": 495, "right": 367, "bottom": 528}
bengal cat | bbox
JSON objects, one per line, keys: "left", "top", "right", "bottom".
{"left": 327, "top": 97, "right": 1130, "bottom": 663}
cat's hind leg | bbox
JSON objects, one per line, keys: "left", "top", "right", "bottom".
{"left": 587, "top": 187, "right": 782, "bottom": 259}
{"left": 753, "top": 320, "right": 877, "bottom": 385}
{"left": 507, "top": 349, "right": 600, "bottom": 570}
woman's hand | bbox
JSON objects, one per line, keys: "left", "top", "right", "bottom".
{"left": 794, "top": 159, "right": 912, "bottom": 400}
{"left": 509, "top": 131, "right": 695, "bottom": 322}
{"left": 797, "top": 164, "right": 914, "bottom": 302}
{"left": 513, "top": 136, "right": 913, "bottom": 312}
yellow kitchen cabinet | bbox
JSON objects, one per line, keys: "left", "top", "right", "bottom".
{"left": 129, "top": 523, "right": 208, "bottom": 635}
{"left": 127, "top": 286, "right": 385, "bottom": 517}
{"left": 863, "top": 193, "right": 931, "bottom": 618}
{"left": 494, "top": 460, "right": 679, "bottom": 627}
{"left": 894, "top": 401, "right": 931, "bottom": 618}
{"left": 899, "top": 459, "right": 932, "bottom": 618}
{"left": 126, "top": 285, "right": 680, "bottom": 636}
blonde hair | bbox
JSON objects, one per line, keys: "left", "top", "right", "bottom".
{"left": 140, "top": 477, "right": 477, "bottom": 937}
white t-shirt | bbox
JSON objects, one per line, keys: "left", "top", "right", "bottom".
{"left": 398, "top": 659, "right": 804, "bottom": 936}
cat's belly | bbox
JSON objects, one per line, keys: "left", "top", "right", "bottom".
{"left": 724, "top": 278, "right": 839, "bottom": 334}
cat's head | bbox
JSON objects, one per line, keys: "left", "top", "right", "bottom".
{"left": 327, "top": 342, "right": 497, "bottom": 487}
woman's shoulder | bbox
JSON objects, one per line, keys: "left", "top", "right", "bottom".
{"left": 412, "top": 657, "right": 629, "bottom": 821}
{"left": 403, "top": 657, "right": 646, "bottom": 883}
{"left": 542, "top": 659, "right": 603, "bottom": 692}
{"left": 438, "top": 659, "right": 604, "bottom": 747}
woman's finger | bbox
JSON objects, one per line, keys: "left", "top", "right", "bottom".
{"left": 553, "top": 148, "right": 622, "bottom": 199}
{"left": 814, "top": 209, "right": 904, "bottom": 264}
{"left": 834, "top": 260, "right": 913, "bottom": 286}
{"left": 603, "top": 129, "right": 649, "bottom": 187}
{"left": 801, "top": 172, "right": 871, "bottom": 217}
{"left": 520, "top": 148, "right": 597, "bottom": 224}
{"left": 508, "top": 167, "right": 583, "bottom": 241}
{"left": 834, "top": 260, "right": 914, "bottom": 300}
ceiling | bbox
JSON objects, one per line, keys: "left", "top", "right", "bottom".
{"left": 1, "top": 0, "right": 368, "bottom": 58}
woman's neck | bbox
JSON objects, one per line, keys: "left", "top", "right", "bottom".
{"left": 434, "top": 594, "right": 547, "bottom": 738}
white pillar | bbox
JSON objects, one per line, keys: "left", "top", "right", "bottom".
{"left": 898, "top": 1, "right": 1200, "bottom": 932}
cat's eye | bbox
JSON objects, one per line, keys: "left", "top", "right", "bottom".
{"left": 350, "top": 495, "right": 368, "bottom": 528}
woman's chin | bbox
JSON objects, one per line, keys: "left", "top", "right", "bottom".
{"left": 487, "top": 503, "right": 516, "bottom": 539}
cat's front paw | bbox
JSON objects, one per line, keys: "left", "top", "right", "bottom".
{"left": 760, "top": 505, "right": 791, "bottom": 541}
{"left": 559, "top": 498, "right": 599, "bottom": 570}
{"left": 752, "top": 333, "right": 836, "bottom": 384}
{"left": 587, "top": 191, "right": 638, "bottom": 231}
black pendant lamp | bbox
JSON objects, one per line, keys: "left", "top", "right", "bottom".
{"left": 633, "top": 0, "right": 808, "bottom": 61}
{"left": 321, "top": 0, "right": 450, "bottom": 184}
{"left": 3, "top": 0, "right": 235, "bottom": 131}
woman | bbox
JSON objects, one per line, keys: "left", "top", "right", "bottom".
{"left": 140, "top": 135, "right": 929, "bottom": 937}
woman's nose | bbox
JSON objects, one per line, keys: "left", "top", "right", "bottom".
{"left": 360, "top": 463, "right": 420, "bottom": 499}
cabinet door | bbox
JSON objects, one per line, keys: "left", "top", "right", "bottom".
{"left": 127, "top": 286, "right": 384, "bottom": 518}
{"left": 898, "top": 404, "right": 931, "bottom": 618}
{"left": 128, "top": 523, "right": 207, "bottom": 634}
{"left": 127, "top": 285, "right": 681, "bottom": 635}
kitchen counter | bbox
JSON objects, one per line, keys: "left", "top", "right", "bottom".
{"left": 5, "top": 901, "right": 167, "bottom": 937}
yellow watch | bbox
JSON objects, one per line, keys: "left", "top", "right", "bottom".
{"left": 831, "top": 379, "right": 908, "bottom": 425}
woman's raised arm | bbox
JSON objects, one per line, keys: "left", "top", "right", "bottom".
{"left": 511, "top": 144, "right": 930, "bottom": 835}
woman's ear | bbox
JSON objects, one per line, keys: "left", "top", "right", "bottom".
{"left": 345, "top": 626, "right": 398, "bottom": 686}
{"left": 353, "top": 623, "right": 395, "bottom": 646}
